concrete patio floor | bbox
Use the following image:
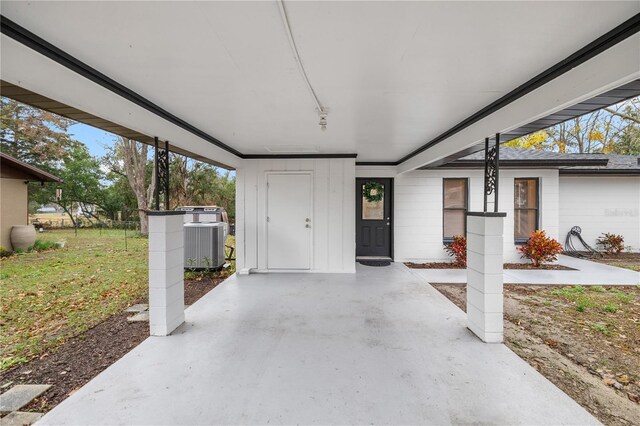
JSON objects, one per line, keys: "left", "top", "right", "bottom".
{"left": 39, "top": 264, "right": 597, "bottom": 425}
{"left": 411, "top": 254, "right": 640, "bottom": 285}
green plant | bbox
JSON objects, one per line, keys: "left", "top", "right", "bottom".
{"left": 0, "top": 246, "right": 12, "bottom": 258}
{"left": 1, "top": 356, "right": 29, "bottom": 370}
{"left": 596, "top": 233, "right": 625, "bottom": 254}
{"left": 444, "top": 235, "right": 467, "bottom": 267}
{"left": 602, "top": 303, "right": 619, "bottom": 313}
{"left": 32, "top": 239, "right": 58, "bottom": 251}
{"left": 591, "top": 323, "right": 610, "bottom": 335}
{"left": 612, "top": 290, "right": 631, "bottom": 303}
{"left": 517, "top": 230, "right": 563, "bottom": 267}
{"left": 590, "top": 286, "right": 606, "bottom": 293}
{"left": 14, "top": 248, "right": 25, "bottom": 254}
{"left": 551, "top": 286, "right": 585, "bottom": 297}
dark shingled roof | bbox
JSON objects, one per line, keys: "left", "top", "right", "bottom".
{"left": 435, "top": 147, "right": 640, "bottom": 174}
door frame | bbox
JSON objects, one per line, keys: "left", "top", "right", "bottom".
{"left": 265, "top": 171, "right": 314, "bottom": 270}
{"left": 355, "top": 177, "right": 394, "bottom": 260}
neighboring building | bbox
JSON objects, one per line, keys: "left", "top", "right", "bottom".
{"left": 385, "top": 148, "right": 640, "bottom": 263}
{"left": 0, "top": 152, "right": 61, "bottom": 249}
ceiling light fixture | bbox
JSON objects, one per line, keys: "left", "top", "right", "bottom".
{"left": 277, "top": 0, "right": 328, "bottom": 131}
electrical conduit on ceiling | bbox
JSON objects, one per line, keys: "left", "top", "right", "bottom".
{"left": 276, "top": 0, "right": 327, "bottom": 130}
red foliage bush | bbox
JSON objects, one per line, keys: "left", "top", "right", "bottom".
{"left": 596, "top": 233, "right": 625, "bottom": 254}
{"left": 517, "top": 230, "right": 563, "bottom": 267}
{"left": 445, "top": 235, "right": 467, "bottom": 267}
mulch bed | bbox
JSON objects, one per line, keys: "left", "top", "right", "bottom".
{"left": 0, "top": 276, "right": 223, "bottom": 414}
{"left": 503, "top": 263, "right": 576, "bottom": 271}
{"left": 404, "top": 261, "right": 465, "bottom": 269}
{"left": 405, "top": 262, "right": 575, "bottom": 271}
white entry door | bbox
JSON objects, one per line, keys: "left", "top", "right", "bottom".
{"left": 267, "top": 173, "right": 312, "bottom": 270}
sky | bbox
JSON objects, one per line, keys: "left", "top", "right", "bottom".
{"left": 68, "top": 122, "right": 115, "bottom": 157}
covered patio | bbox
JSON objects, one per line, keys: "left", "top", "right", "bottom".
{"left": 1, "top": 1, "right": 639, "bottom": 423}
{"left": 39, "top": 264, "right": 596, "bottom": 425}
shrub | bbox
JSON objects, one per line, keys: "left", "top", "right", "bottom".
{"left": 596, "top": 233, "right": 624, "bottom": 254}
{"left": 517, "top": 230, "right": 563, "bottom": 267}
{"left": 0, "top": 246, "right": 12, "bottom": 258}
{"left": 444, "top": 235, "right": 467, "bottom": 267}
{"left": 32, "top": 239, "right": 58, "bottom": 251}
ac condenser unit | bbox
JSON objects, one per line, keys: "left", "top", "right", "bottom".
{"left": 184, "top": 222, "right": 225, "bottom": 270}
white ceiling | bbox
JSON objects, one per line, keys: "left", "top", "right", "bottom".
{"left": 1, "top": 1, "right": 638, "bottom": 162}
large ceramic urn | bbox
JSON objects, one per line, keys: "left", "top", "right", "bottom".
{"left": 10, "top": 225, "right": 36, "bottom": 250}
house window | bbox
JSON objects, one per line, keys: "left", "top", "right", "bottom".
{"left": 443, "top": 178, "right": 468, "bottom": 242}
{"left": 514, "top": 178, "right": 539, "bottom": 243}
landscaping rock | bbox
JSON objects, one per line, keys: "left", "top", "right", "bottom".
{"left": 0, "top": 384, "right": 51, "bottom": 414}
{"left": 0, "top": 411, "right": 43, "bottom": 426}
{"left": 127, "top": 311, "right": 149, "bottom": 322}
{"left": 124, "top": 304, "right": 148, "bottom": 313}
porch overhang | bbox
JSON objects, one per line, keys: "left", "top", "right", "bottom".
{"left": 1, "top": 2, "right": 638, "bottom": 172}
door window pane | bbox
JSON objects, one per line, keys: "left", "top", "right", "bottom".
{"left": 362, "top": 184, "right": 384, "bottom": 220}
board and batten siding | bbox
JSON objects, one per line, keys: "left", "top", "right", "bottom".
{"left": 559, "top": 176, "right": 640, "bottom": 252}
{"left": 368, "top": 168, "right": 560, "bottom": 263}
{"left": 236, "top": 158, "right": 356, "bottom": 273}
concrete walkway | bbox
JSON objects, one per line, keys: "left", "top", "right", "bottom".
{"left": 411, "top": 254, "right": 640, "bottom": 285}
{"left": 39, "top": 264, "right": 596, "bottom": 425}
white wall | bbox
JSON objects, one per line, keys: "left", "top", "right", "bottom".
{"left": 560, "top": 176, "right": 640, "bottom": 252}
{"left": 236, "top": 159, "right": 356, "bottom": 273}
{"left": 372, "top": 168, "right": 560, "bottom": 263}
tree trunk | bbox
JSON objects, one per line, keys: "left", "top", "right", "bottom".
{"left": 117, "top": 138, "right": 156, "bottom": 236}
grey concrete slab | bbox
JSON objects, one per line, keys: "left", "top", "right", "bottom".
{"left": 0, "top": 385, "right": 50, "bottom": 414}
{"left": 412, "top": 254, "right": 640, "bottom": 285}
{"left": 38, "top": 264, "right": 597, "bottom": 425}
{"left": 1, "top": 411, "right": 43, "bottom": 426}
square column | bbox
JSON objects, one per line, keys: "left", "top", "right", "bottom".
{"left": 148, "top": 211, "right": 185, "bottom": 336}
{"left": 466, "top": 212, "right": 506, "bottom": 343}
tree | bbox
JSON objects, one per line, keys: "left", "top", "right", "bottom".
{"left": 29, "top": 144, "right": 106, "bottom": 226}
{"left": 106, "top": 138, "right": 156, "bottom": 235}
{"left": 505, "top": 97, "right": 640, "bottom": 155}
{"left": 0, "top": 97, "right": 77, "bottom": 163}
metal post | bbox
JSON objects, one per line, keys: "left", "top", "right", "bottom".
{"left": 494, "top": 133, "right": 500, "bottom": 213}
{"left": 154, "top": 137, "right": 160, "bottom": 210}
{"left": 165, "top": 141, "right": 170, "bottom": 210}
{"left": 483, "top": 137, "right": 489, "bottom": 212}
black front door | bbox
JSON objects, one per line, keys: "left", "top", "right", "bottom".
{"left": 356, "top": 178, "right": 392, "bottom": 258}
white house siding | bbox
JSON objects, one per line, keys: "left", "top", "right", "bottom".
{"left": 559, "top": 176, "right": 640, "bottom": 252}
{"left": 371, "top": 168, "right": 561, "bottom": 263}
{"left": 236, "top": 158, "right": 356, "bottom": 273}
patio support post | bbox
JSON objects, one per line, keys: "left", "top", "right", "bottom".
{"left": 466, "top": 212, "right": 506, "bottom": 343}
{"left": 467, "top": 132, "right": 505, "bottom": 343}
{"left": 148, "top": 211, "right": 185, "bottom": 336}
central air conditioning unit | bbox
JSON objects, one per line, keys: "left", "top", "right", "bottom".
{"left": 176, "top": 206, "right": 227, "bottom": 270}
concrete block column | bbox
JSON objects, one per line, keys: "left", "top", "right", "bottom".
{"left": 466, "top": 211, "right": 506, "bottom": 343}
{"left": 148, "top": 211, "right": 185, "bottom": 336}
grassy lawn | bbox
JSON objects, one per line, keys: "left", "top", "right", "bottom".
{"left": 1, "top": 229, "right": 149, "bottom": 369}
{"left": 1, "top": 228, "right": 236, "bottom": 370}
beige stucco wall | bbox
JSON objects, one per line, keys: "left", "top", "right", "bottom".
{"left": 0, "top": 177, "right": 28, "bottom": 249}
